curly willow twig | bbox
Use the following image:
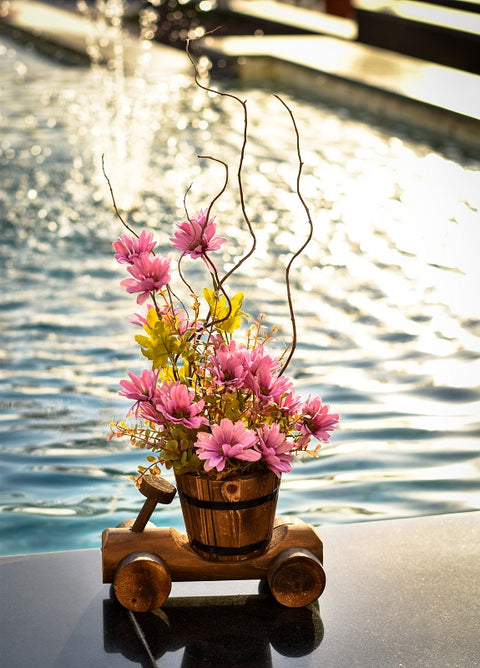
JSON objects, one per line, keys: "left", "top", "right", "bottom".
{"left": 273, "top": 94, "right": 314, "bottom": 376}
{"left": 101, "top": 154, "right": 138, "bottom": 238}
{"left": 186, "top": 37, "right": 315, "bottom": 375}
{"left": 103, "top": 35, "right": 314, "bottom": 378}
{"left": 185, "top": 38, "right": 257, "bottom": 287}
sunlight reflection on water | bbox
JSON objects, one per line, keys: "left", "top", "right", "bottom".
{"left": 0, "top": 36, "right": 479, "bottom": 555}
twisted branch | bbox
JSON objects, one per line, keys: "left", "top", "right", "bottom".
{"left": 101, "top": 154, "right": 138, "bottom": 237}
{"left": 185, "top": 38, "right": 256, "bottom": 287}
{"left": 273, "top": 95, "right": 314, "bottom": 375}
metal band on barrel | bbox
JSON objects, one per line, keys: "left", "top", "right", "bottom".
{"left": 190, "top": 537, "right": 271, "bottom": 557}
{"left": 177, "top": 488, "right": 278, "bottom": 511}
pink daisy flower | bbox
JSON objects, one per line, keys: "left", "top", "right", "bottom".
{"left": 256, "top": 423, "right": 294, "bottom": 477}
{"left": 155, "top": 381, "right": 208, "bottom": 429}
{"left": 195, "top": 418, "right": 261, "bottom": 472}
{"left": 119, "top": 368, "right": 159, "bottom": 418}
{"left": 210, "top": 341, "right": 248, "bottom": 388}
{"left": 296, "top": 396, "right": 339, "bottom": 447}
{"left": 138, "top": 401, "right": 166, "bottom": 428}
{"left": 170, "top": 209, "right": 226, "bottom": 260}
{"left": 246, "top": 345, "right": 276, "bottom": 375}
{"left": 113, "top": 230, "right": 156, "bottom": 264}
{"left": 278, "top": 389, "right": 303, "bottom": 415}
{"left": 120, "top": 254, "right": 171, "bottom": 305}
{"left": 245, "top": 360, "right": 293, "bottom": 403}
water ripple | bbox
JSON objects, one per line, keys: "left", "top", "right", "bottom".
{"left": 1, "top": 37, "right": 479, "bottom": 555}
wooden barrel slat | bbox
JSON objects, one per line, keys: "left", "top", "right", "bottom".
{"left": 175, "top": 472, "right": 280, "bottom": 562}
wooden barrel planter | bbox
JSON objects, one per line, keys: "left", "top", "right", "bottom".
{"left": 175, "top": 471, "right": 280, "bottom": 562}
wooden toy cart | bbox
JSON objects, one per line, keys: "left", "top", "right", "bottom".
{"left": 102, "top": 476, "right": 326, "bottom": 612}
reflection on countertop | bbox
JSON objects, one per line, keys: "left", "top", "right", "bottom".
{"left": 103, "top": 591, "right": 323, "bottom": 667}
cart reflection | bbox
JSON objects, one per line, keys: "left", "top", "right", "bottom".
{"left": 103, "top": 586, "right": 324, "bottom": 667}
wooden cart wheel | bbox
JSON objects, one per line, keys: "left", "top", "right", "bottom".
{"left": 267, "top": 548, "right": 326, "bottom": 608}
{"left": 114, "top": 551, "right": 171, "bottom": 612}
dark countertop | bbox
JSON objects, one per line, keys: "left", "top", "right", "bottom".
{"left": 1, "top": 511, "right": 479, "bottom": 667}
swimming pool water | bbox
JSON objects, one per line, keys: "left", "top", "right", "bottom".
{"left": 1, "top": 37, "right": 479, "bottom": 556}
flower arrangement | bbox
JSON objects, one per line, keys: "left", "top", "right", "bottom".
{"left": 109, "top": 51, "right": 339, "bottom": 483}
